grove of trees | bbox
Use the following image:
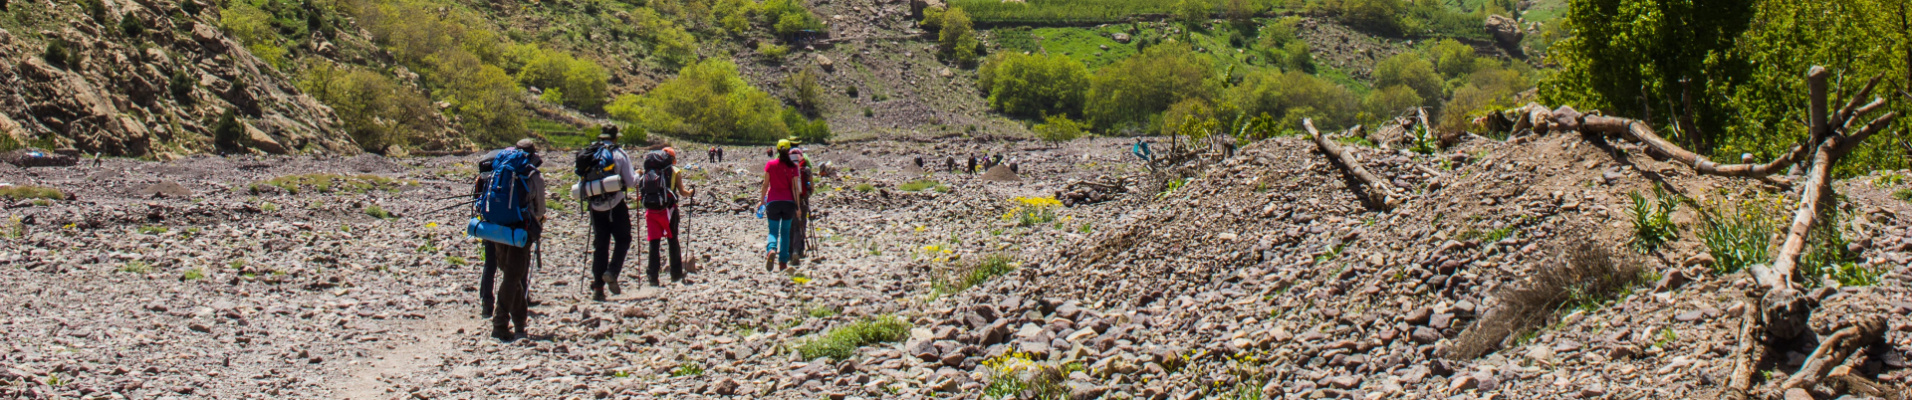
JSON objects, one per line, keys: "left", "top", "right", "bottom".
{"left": 607, "top": 59, "right": 830, "bottom": 144}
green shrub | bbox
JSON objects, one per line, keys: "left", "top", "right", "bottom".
{"left": 169, "top": 69, "right": 196, "bottom": 105}
{"left": 608, "top": 59, "right": 791, "bottom": 143}
{"left": 1427, "top": 39, "right": 1477, "bottom": 79}
{"left": 43, "top": 40, "right": 70, "bottom": 68}
{"left": 1363, "top": 85, "right": 1424, "bottom": 122}
{"left": 758, "top": 42, "right": 790, "bottom": 61}
{"left": 1173, "top": 0, "right": 1212, "bottom": 27}
{"left": 181, "top": 266, "right": 207, "bottom": 281}
{"left": 1034, "top": 115, "right": 1085, "bottom": 146}
{"left": 938, "top": 7, "right": 979, "bottom": 64}
{"left": 301, "top": 63, "right": 439, "bottom": 153}
{"left": 670, "top": 361, "right": 705, "bottom": 377}
{"left": 764, "top": 0, "right": 824, "bottom": 36}
{"left": 1084, "top": 43, "right": 1217, "bottom": 131}
{"left": 784, "top": 109, "right": 834, "bottom": 144}
{"left": 793, "top": 316, "right": 911, "bottom": 361}
{"left": 515, "top": 48, "right": 610, "bottom": 111}
{"left": 1373, "top": 53, "right": 1441, "bottom": 106}
{"left": 853, "top": 183, "right": 874, "bottom": 192}
{"left": 79, "top": 0, "right": 107, "bottom": 24}
{"left": 977, "top": 52, "right": 1090, "bottom": 119}
{"left": 1896, "top": 189, "right": 1912, "bottom": 202}
{"left": 119, "top": 261, "right": 151, "bottom": 274}
{"left": 120, "top": 13, "right": 148, "bottom": 37}
{"left": 1225, "top": 70, "right": 1360, "bottom": 131}
{"left": 365, "top": 205, "right": 393, "bottom": 219}
{"left": 785, "top": 68, "right": 823, "bottom": 113}
{"left": 1317, "top": 0, "right": 1402, "bottom": 35}
{"left": 1625, "top": 188, "right": 1679, "bottom": 253}
{"left": 933, "top": 254, "right": 1018, "bottom": 296}
{"left": 0, "top": 185, "right": 65, "bottom": 201}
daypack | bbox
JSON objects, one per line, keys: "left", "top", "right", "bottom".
{"left": 477, "top": 148, "right": 536, "bottom": 225}
{"left": 573, "top": 142, "right": 619, "bottom": 201}
{"left": 638, "top": 150, "right": 677, "bottom": 210}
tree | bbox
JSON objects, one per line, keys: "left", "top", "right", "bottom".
{"left": 213, "top": 110, "right": 244, "bottom": 152}
{"left": 1540, "top": 0, "right": 1754, "bottom": 154}
{"left": 1428, "top": 39, "right": 1477, "bottom": 79}
{"left": 977, "top": 53, "right": 1091, "bottom": 118}
{"left": 1034, "top": 115, "right": 1085, "bottom": 146}
{"left": 1084, "top": 43, "right": 1218, "bottom": 131}
{"left": 939, "top": 7, "right": 978, "bottom": 64}
{"left": 1224, "top": 70, "right": 1360, "bottom": 130}
{"left": 785, "top": 68, "right": 823, "bottom": 113}
{"left": 1175, "top": 0, "right": 1214, "bottom": 28}
{"left": 608, "top": 59, "right": 792, "bottom": 143}
{"left": 1373, "top": 53, "right": 1441, "bottom": 105}
{"left": 1362, "top": 85, "right": 1424, "bottom": 122}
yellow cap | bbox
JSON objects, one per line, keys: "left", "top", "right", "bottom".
{"left": 776, "top": 139, "right": 793, "bottom": 151}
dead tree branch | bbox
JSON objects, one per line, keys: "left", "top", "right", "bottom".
{"left": 1305, "top": 119, "right": 1396, "bottom": 210}
{"left": 1781, "top": 316, "right": 1888, "bottom": 391}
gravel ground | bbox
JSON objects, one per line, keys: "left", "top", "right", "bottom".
{"left": 3, "top": 133, "right": 1911, "bottom": 399}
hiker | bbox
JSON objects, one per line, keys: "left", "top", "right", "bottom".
{"left": 707, "top": 147, "right": 718, "bottom": 163}
{"left": 759, "top": 140, "right": 804, "bottom": 271}
{"left": 475, "top": 139, "right": 547, "bottom": 342}
{"left": 914, "top": 156, "right": 925, "bottom": 170}
{"left": 788, "top": 148, "right": 815, "bottom": 266}
{"left": 580, "top": 126, "right": 637, "bottom": 301}
{"left": 945, "top": 156, "right": 956, "bottom": 173}
{"left": 640, "top": 147, "right": 693, "bottom": 286}
{"left": 1132, "top": 138, "right": 1153, "bottom": 162}
{"left": 470, "top": 148, "right": 514, "bottom": 318}
{"left": 967, "top": 154, "right": 978, "bottom": 174}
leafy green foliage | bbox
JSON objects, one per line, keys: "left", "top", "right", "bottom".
{"left": 516, "top": 50, "right": 610, "bottom": 111}
{"left": 794, "top": 316, "right": 910, "bottom": 361}
{"left": 1373, "top": 53, "right": 1440, "bottom": 106}
{"left": 42, "top": 40, "right": 70, "bottom": 68}
{"left": 938, "top": 7, "right": 979, "bottom": 64}
{"left": 1173, "top": 0, "right": 1213, "bottom": 27}
{"left": 1084, "top": 43, "right": 1217, "bottom": 132}
{"left": 120, "top": 13, "right": 147, "bottom": 38}
{"left": 1362, "top": 85, "right": 1423, "bottom": 122}
{"left": 169, "top": 69, "right": 196, "bottom": 106}
{"left": 784, "top": 68, "right": 823, "bottom": 113}
{"left": 1034, "top": 115, "right": 1086, "bottom": 146}
{"left": 763, "top": 0, "right": 823, "bottom": 36}
{"left": 898, "top": 179, "right": 942, "bottom": 192}
{"left": 1626, "top": 188, "right": 1679, "bottom": 253}
{"left": 1696, "top": 196, "right": 1780, "bottom": 274}
{"left": 608, "top": 59, "right": 790, "bottom": 143}
{"left": 1313, "top": 0, "right": 1403, "bottom": 35}
{"left": 758, "top": 42, "right": 789, "bottom": 62}
{"left": 301, "top": 63, "right": 440, "bottom": 153}
{"left": 0, "top": 185, "right": 64, "bottom": 201}
{"left": 212, "top": 110, "right": 245, "bottom": 152}
{"left": 977, "top": 53, "right": 1090, "bottom": 119}
{"left": 1226, "top": 70, "right": 1360, "bottom": 131}
{"left": 343, "top": 0, "right": 543, "bottom": 147}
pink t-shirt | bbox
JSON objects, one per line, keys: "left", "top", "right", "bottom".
{"left": 764, "top": 158, "right": 800, "bottom": 202}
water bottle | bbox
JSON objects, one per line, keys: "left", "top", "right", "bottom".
{"left": 755, "top": 204, "right": 765, "bottom": 219}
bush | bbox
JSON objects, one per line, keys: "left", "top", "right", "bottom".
{"left": 785, "top": 68, "right": 823, "bottom": 113}
{"left": 1697, "top": 196, "right": 1781, "bottom": 274}
{"left": 758, "top": 42, "right": 790, "bottom": 61}
{"left": 783, "top": 108, "right": 833, "bottom": 144}
{"left": 213, "top": 110, "right": 245, "bottom": 151}
{"left": 1224, "top": 70, "right": 1359, "bottom": 131}
{"left": 515, "top": 49, "right": 610, "bottom": 111}
{"left": 1428, "top": 39, "right": 1477, "bottom": 79}
{"left": 1173, "top": 0, "right": 1212, "bottom": 27}
{"left": 977, "top": 53, "right": 1090, "bottom": 119}
{"left": 169, "top": 69, "right": 196, "bottom": 105}
{"left": 1437, "top": 66, "right": 1531, "bottom": 136}
{"left": 764, "top": 0, "right": 823, "bottom": 35}
{"left": 1373, "top": 53, "right": 1441, "bottom": 105}
{"left": 1316, "top": 0, "right": 1402, "bottom": 35}
{"left": 79, "top": 0, "right": 107, "bottom": 24}
{"left": 300, "top": 63, "right": 440, "bottom": 153}
{"left": 120, "top": 13, "right": 148, "bottom": 37}
{"left": 1363, "top": 85, "right": 1424, "bottom": 122}
{"left": 932, "top": 254, "right": 1018, "bottom": 295}
{"left": 938, "top": 7, "right": 979, "bottom": 64}
{"left": 793, "top": 316, "right": 911, "bottom": 361}
{"left": 608, "top": 59, "right": 790, "bottom": 143}
{"left": 898, "top": 179, "right": 942, "bottom": 192}
{"left": 1084, "top": 43, "right": 1217, "bottom": 131}
{"left": 43, "top": 40, "right": 70, "bottom": 68}
{"left": 1033, "top": 115, "right": 1085, "bottom": 146}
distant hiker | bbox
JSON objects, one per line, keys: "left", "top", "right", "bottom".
{"left": 1132, "top": 138, "right": 1153, "bottom": 162}
{"left": 640, "top": 147, "right": 692, "bottom": 286}
{"left": 914, "top": 156, "right": 925, "bottom": 170}
{"left": 708, "top": 147, "right": 718, "bottom": 163}
{"left": 945, "top": 156, "right": 957, "bottom": 172}
{"left": 579, "top": 126, "right": 637, "bottom": 301}
{"left": 992, "top": 154, "right": 1004, "bottom": 170}
{"left": 789, "top": 148, "right": 815, "bottom": 266}
{"left": 759, "top": 140, "right": 804, "bottom": 271}
{"left": 967, "top": 154, "right": 978, "bottom": 174}
{"left": 475, "top": 139, "right": 547, "bottom": 342}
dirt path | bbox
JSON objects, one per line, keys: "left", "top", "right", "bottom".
{"left": 331, "top": 309, "right": 466, "bottom": 400}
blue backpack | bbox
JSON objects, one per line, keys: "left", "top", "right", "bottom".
{"left": 477, "top": 148, "right": 536, "bottom": 225}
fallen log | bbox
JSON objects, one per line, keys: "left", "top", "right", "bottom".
{"left": 1781, "top": 316, "right": 1888, "bottom": 391}
{"left": 1305, "top": 119, "right": 1396, "bottom": 210}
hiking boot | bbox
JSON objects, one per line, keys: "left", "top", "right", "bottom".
{"left": 764, "top": 254, "right": 775, "bottom": 272}
{"left": 491, "top": 324, "right": 514, "bottom": 342}
{"left": 592, "top": 287, "right": 607, "bottom": 302}
{"left": 515, "top": 325, "right": 527, "bottom": 341}
{"left": 603, "top": 274, "right": 622, "bottom": 296}
{"left": 479, "top": 300, "right": 493, "bottom": 319}
{"left": 649, "top": 276, "right": 662, "bottom": 287}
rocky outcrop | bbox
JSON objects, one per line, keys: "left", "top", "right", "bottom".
{"left": 1485, "top": 15, "right": 1522, "bottom": 47}
{"left": 0, "top": 0, "right": 358, "bottom": 158}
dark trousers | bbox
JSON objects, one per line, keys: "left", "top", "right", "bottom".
{"left": 479, "top": 242, "right": 498, "bottom": 309}
{"left": 790, "top": 205, "right": 809, "bottom": 262}
{"left": 648, "top": 208, "right": 682, "bottom": 284}
{"left": 590, "top": 202, "right": 632, "bottom": 288}
{"left": 492, "top": 242, "right": 533, "bottom": 331}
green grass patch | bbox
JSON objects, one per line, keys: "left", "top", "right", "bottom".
{"left": 139, "top": 225, "right": 169, "bottom": 235}
{"left": 0, "top": 185, "right": 64, "bottom": 201}
{"left": 793, "top": 315, "right": 911, "bottom": 361}
{"left": 119, "top": 260, "right": 152, "bottom": 274}
{"left": 670, "top": 361, "right": 704, "bottom": 377}
{"left": 181, "top": 266, "right": 207, "bottom": 281}
{"left": 446, "top": 256, "right": 469, "bottom": 266}
{"left": 807, "top": 304, "right": 840, "bottom": 319}
{"left": 365, "top": 205, "right": 394, "bottom": 219}
{"left": 853, "top": 183, "right": 875, "bottom": 193}
{"left": 1696, "top": 196, "right": 1781, "bottom": 274}
{"left": 1894, "top": 189, "right": 1912, "bottom": 202}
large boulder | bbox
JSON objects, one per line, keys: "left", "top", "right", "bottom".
{"left": 910, "top": 0, "right": 945, "bottom": 19}
{"left": 1485, "top": 15, "right": 1522, "bottom": 47}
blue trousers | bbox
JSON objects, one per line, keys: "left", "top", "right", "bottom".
{"left": 764, "top": 201, "right": 798, "bottom": 263}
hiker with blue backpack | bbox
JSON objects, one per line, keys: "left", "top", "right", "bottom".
{"left": 572, "top": 126, "right": 638, "bottom": 302}
{"left": 758, "top": 140, "right": 805, "bottom": 271}
{"left": 467, "top": 139, "right": 548, "bottom": 342}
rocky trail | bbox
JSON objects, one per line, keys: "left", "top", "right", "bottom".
{"left": 4, "top": 130, "right": 1912, "bottom": 399}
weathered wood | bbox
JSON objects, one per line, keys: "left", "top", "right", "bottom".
{"left": 1770, "top": 146, "right": 1834, "bottom": 287}
{"left": 1781, "top": 316, "right": 1888, "bottom": 391}
{"left": 1722, "top": 296, "right": 1767, "bottom": 400}
{"left": 1305, "top": 119, "right": 1395, "bottom": 210}
{"left": 1579, "top": 115, "right": 1805, "bottom": 178}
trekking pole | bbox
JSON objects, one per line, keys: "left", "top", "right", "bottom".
{"left": 420, "top": 199, "right": 478, "bottom": 217}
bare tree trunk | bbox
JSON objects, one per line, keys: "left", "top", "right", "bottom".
{"left": 1781, "top": 316, "right": 1888, "bottom": 391}
{"left": 1305, "top": 119, "right": 1394, "bottom": 210}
